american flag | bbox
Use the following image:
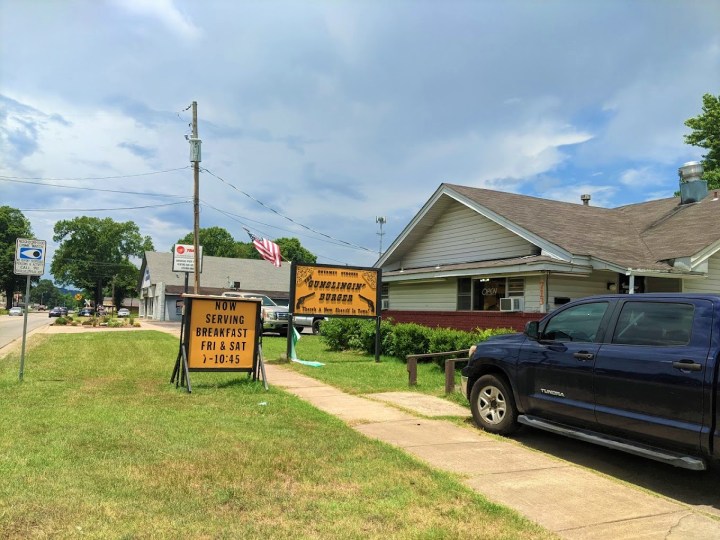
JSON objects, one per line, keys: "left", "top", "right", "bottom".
{"left": 244, "top": 228, "right": 282, "bottom": 268}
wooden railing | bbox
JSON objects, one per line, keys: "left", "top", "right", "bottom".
{"left": 405, "top": 349, "right": 470, "bottom": 393}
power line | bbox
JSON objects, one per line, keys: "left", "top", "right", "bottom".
{"left": 1, "top": 178, "right": 186, "bottom": 198}
{"left": 201, "top": 167, "right": 375, "bottom": 253}
{"left": 201, "top": 201, "right": 366, "bottom": 250}
{"left": 200, "top": 202, "right": 359, "bottom": 265}
{"left": 18, "top": 201, "right": 190, "bottom": 212}
{"left": 0, "top": 166, "right": 190, "bottom": 182}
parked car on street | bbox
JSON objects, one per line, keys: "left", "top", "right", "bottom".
{"left": 48, "top": 307, "right": 68, "bottom": 317}
{"left": 9, "top": 307, "right": 23, "bottom": 316}
{"left": 462, "top": 293, "right": 720, "bottom": 471}
{"left": 117, "top": 308, "right": 130, "bottom": 317}
{"left": 78, "top": 308, "right": 95, "bottom": 317}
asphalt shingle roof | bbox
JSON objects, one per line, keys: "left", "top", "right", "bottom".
{"left": 446, "top": 184, "right": 720, "bottom": 271}
{"left": 141, "top": 252, "right": 291, "bottom": 296}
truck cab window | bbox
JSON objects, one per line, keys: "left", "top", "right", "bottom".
{"left": 612, "top": 302, "right": 694, "bottom": 346}
{"left": 542, "top": 302, "right": 608, "bottom": 343}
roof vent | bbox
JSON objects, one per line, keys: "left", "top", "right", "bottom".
{"left": 678, "top": 161, "right": 707, "bottom": 204}
{"left": 580, "top": 194, "right": 591, "bottom": 206}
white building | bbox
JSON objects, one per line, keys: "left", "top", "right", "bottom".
{"left": 138, "top": 252, "right": 291, "bottom": 321}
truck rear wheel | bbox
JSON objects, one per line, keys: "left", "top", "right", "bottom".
{"left": 470, "top": 374, "right": 519, "bottom": 435}
{"left": 312, "top": 319, "right": 322, "bottom": 335}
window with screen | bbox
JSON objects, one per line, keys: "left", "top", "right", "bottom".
{"left": 507, "top": 277, "right": 524, "bottom": 297}
{"left": 457, "top": 278, "right": 471, "bottom": 310}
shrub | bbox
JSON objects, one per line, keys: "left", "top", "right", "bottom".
{"left": 387, "top": 323, "right": 432, "bottom": 360}
{"left": 473, "top": 327, "right": 516, "bottom": 342}
{"left": 319, "top": 318, "right": 366, "bottom": 351}
{"left": 54, "top": 317, "right": 68, "bottom": 326}
{"left": 350, "top": 319, "right": 394, "bottom": 355}
{"left": 320, "top": 317, "right": 518, "bottom": 363}
{"left": 428, "top": 327, "right": 478, "bottom": 354}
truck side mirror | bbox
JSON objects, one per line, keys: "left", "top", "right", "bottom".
{"left": 525, "top": 321, "right": 539, "bottom": 340}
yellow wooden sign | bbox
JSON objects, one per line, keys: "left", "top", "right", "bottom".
{"left": 291, "top": 263, "right": 381, "bottom": 318}
{"left": 184, "top": 296, "right": 260, "bottom": 371}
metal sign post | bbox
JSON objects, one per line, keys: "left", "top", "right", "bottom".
{"left": 14, "top": 238, "right": 47, "bottom": 381}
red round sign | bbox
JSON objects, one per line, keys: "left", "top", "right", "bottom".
{"left": 177, "top": 246, "right": 185, "bottom": 254}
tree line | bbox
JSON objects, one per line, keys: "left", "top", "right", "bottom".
{"left": 1, "top": 212, "right": 316, "bottom": 310}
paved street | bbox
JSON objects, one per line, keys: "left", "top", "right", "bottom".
{"left": 0, "top": 312, "right": 52, "bottom": 350}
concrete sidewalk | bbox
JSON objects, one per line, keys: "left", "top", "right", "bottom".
{"left": 265, "top": 363, "right": 720, "bottom": 540}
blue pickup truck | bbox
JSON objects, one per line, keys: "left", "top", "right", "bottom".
{"left": 461, "top": 294, "right": 719, "bottom": 470}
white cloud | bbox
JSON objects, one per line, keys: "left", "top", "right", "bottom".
{"left": 2, "top": 0, "right": 720, "bottom": 267}
{"left": 111, "top": 0, "right": 201, "bottom": 40}
{"left": 618, "top": 167, "right": 664, "bottom": 187}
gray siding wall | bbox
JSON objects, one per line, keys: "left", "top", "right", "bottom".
{"left": 683, "top": 254, "right": 720, "bottom": 294}
{"left": 388, "top": 279, "right": 457, "bottom": 311}
{"left": 524, "top": 276, "right": 544, "bottom": 313}
{"left": 548, "top": 273, "right": 614, "bottom": 307}
{"left": 400, "top": 203, "right": 535, "bottom": 268}
{"left": 389, "top": 275, "right": 547, "bottom": 313}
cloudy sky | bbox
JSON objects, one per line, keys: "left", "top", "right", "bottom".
{"left": 1, "top": 0, "right": 719, "bottom": 276}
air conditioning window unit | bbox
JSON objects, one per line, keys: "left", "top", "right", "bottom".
{"left": 500, "top": 297, "right": 524, "bottom": 312}
{"left": 381, "top": 298, "right": 389, "bottom": 310}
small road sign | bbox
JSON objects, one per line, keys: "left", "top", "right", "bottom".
{"left": 172, "top": 243, "right": 203, "bottom": 273}
{"left": 14, "top": 238, "right": 47, "bottom": 276}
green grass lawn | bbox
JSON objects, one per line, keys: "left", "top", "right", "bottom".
{"left": 0, "top": 331, "right": 551, "bottom": 539}
{"left": 261, "top": 333, "right": 470, "bottom": 405}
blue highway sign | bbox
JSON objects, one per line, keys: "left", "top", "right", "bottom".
{"left": 14, "top": 238, "right": 47, "bottom": 276}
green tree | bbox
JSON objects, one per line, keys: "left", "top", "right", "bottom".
{"left": 30, "top": 279, "right": 64, "bottom": 308}
{"left": 234, "top": 241, "right": 260, "bottom": 260}
{"left": 108, "top": 260, "right": 140, "bottom": 311}
{"left": 685, "top": 93, "right": 720, "bottom": 190}
{"left": 51, "top": 217, "right": 153, "bottom": 310}
{"left": 0, "top": 207, "right": 33, "bottom": 309}
{"left": 236, "top": 236, "right": 317, "bottom": 264}
{"left": 176, "top": 227, "right": 238, "bottom": 257}
{"left": 275, "top": 237, "right": 317, "bottom": 263}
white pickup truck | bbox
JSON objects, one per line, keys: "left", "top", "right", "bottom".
{"left": 221, "top": 292, "right": 327, "bottom": 335}
{"left": 221, "top": 292, "right": 290, "bottom": 335}
{"left": 291, "top": 314, "right": 327, "bottom": 335}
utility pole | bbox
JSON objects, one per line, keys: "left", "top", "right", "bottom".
{"left": 190, "top": 101, "right": 201, "bottom": 294}
{"left": 376, "top": 216, "right": 386, "bottom": 256}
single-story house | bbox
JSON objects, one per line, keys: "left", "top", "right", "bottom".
{"left": 377, "top": 162, "right": 720, "bottom": 331}
{"left": 138, "top": 251, "right": 291, "bottom": 321}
